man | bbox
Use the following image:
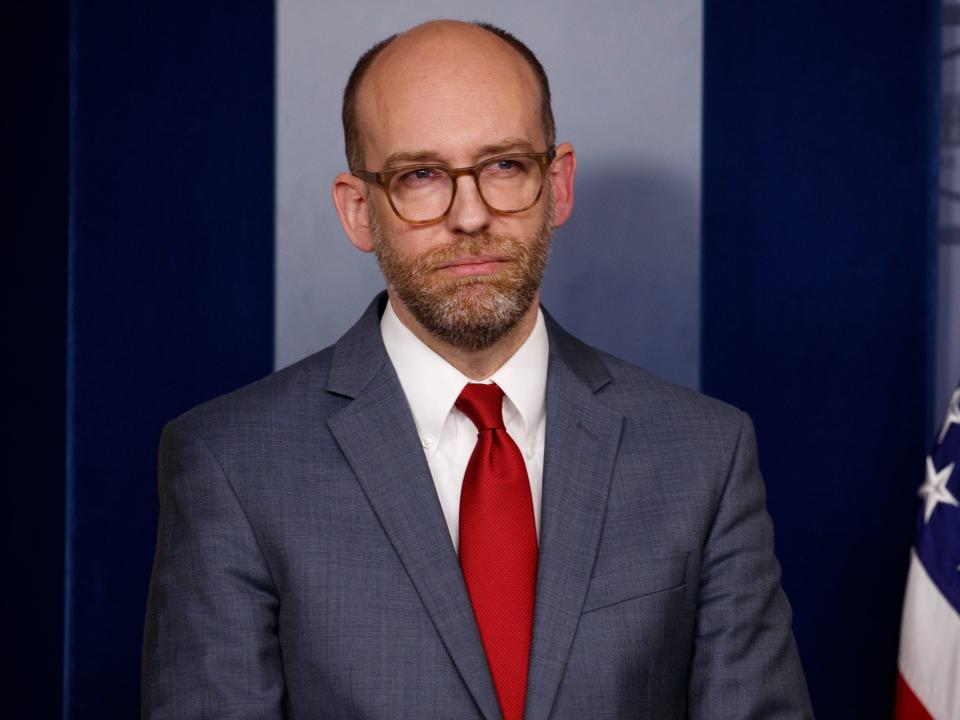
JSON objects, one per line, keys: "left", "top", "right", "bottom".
{"left": 142, "top": 20, "right": 812, "bottom": 719}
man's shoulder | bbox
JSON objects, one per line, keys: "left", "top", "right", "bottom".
{"left": 602, "top": 350, "right": 742, "bottom": 422}
{"left": 551, "top": 323, "right": 749, "bottom": 451}
{"left": 574, "top": 344, "right": 755, "bottom": 474}
{"left": 164, "top": 344, "right": 341, "bottom": 443}
{"left": 546, "top": 318, "right": 746, "bottom": 436}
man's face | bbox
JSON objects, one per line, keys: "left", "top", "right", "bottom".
{"left": 353, "top": 24, "right": 563, "bottom": 350}
{"left": 369, "top": 187, "right": 554, "bottom": 351}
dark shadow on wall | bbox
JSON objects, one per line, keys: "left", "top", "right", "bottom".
{"left": 542, "top": 163, "right": 699, "bottom": 390}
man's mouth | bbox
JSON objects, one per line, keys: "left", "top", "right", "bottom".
{"left": 435, "top": 255, "right": 511, "bottom": 277}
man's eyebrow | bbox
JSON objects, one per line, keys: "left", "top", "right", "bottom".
{"left": 381, "top": 139, "right": 538, "bottom": 169}
{"left": 476, "top": 138, "right": 537, "bottom": 156}
{"left": 382, "top": 150, "right": 445, "bottom": 168}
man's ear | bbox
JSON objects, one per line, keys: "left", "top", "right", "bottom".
{"left": 549, "top": 142, "right": 576, "bottom": 228}
{"left": 332, "top": 172, "right": 375, "bottom": 253}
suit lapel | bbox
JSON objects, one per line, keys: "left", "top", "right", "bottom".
{"left": 324, "top": 298, "right": 623, "bottom": 720}
{"left": 325, "top": 296, "right": 502, "bottom": 720}
{"left": 524, "top": 316, "right": 624, "bottom": 720}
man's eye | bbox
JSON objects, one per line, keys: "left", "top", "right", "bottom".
{"left": 484, "top": 159, "right": 527, "bottom": 176}
{"left": 399, "top": 167, "right": 443, "bottom": 185}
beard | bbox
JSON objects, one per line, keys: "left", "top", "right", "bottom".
{"left": 370, "top": 191, "right": 554, "bottom": 352}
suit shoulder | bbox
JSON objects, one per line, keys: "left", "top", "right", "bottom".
{"left": 594, "top": 349, "right": 747, "bottom": 434}
{"left": 163, "top": 345, "right": 338, "bottom": 441}
{"left": 545, "top": 312, "right": 744, "bottom": 434}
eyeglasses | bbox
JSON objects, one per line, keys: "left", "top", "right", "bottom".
{"left": 353, "top": 148, "right": 556, "bottom": 225}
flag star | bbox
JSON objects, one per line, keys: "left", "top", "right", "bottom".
{"left": 937, "top": 388, "right": 960, "bottom": 444}
{"left": 919, "top": 456, "right": 958, "bottom": 524}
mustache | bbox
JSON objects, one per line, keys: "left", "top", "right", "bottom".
{"left": 412, "top": 233, "right": 529, "bottom": 272}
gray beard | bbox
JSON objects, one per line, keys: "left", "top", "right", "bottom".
{"left": 369, "top": 193, "right": 554, "bottom": 352}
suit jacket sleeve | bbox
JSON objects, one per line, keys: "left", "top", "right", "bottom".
{"left": 688, "top": 412, "right": 814, "bottom": 719}
{"left": 141, "top": 418, "right": 285, "bottom": 719}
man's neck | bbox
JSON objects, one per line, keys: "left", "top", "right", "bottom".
{"left": 386, "top": 291, "right": 541, "bottom": 381}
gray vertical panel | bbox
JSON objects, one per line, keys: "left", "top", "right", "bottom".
{"left": 276, "top": 0, "right": 702, "bottom": 388}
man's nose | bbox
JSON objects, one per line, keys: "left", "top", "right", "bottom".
{"left": 445, "top": 175, "right": 492, "bottom": 235}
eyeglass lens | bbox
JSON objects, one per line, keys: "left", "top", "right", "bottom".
{"left": 388, "top": 156, "right": 544, "bottom": 222}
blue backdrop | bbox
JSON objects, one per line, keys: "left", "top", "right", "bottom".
{"left": 702, "top": 2, "right": 940, "bottom": 717}
{"left": 11, "top": 2, "right": 275, "bottom": 717}
{"left": 9, "top": 1, "right": 942, "bottom": 717}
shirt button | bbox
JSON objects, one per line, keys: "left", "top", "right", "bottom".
{"left": 525, "top": 436, "right": 535, "bottom": 458}
{"left": 421, "top": 434, "right": 435, "bottom": 449}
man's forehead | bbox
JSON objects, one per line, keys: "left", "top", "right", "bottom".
{"left": 354, "top": 21, "right": 543, "bottom": 158}
{"left": 370, "top": 20, "right": 533, "bottom": 78}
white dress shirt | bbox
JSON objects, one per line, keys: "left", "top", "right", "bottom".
{"left": 380, "top": 300, "right": 548, "bottom": 552}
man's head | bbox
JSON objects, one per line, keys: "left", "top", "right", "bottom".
{"left": 341, "top": 22, "right": 556, "bottom": 173}
{"left": 332, "top": 20, "right": 576, "bottom": 351}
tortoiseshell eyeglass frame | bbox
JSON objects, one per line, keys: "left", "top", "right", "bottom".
{"left": 352, "top": 147, "right": 556, "bottom": 225}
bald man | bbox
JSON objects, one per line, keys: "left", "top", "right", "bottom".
{"left": 142, "top": 21, "right": 812, "bottom": 720}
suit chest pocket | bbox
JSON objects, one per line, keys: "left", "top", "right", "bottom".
{"left": 581, "top": 551, "right": 689, "bottom": 614}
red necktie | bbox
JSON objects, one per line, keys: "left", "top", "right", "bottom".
{"left": 456, "top": 383, "right": 538, "bottom": 720}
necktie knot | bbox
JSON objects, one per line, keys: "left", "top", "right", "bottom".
{"left": 456, "top": 383, "right": 506, "bottom": 432}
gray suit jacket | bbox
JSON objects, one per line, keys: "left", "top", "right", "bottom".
{"left": 142, "top": 294, "right": 812, "bottom": 719}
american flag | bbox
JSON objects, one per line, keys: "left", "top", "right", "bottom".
{"left": 894, "top": 385, "right": 960, "bottom": 719}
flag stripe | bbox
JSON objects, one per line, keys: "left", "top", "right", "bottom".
{"left": 898, "top": 550, "right": 960, "bottom": 720}
{"left": 916, "top": 512, "right": 960, "bottom": 617}
{"left": 895, "top": 672, "right": 934, "bottom": 720}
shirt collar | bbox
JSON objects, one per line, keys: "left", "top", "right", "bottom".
{"left": 488, "top": 308, "right": 548, "bottom": 437}
{"left": 380, "top": 299, "right": 549, "bottom": 440}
